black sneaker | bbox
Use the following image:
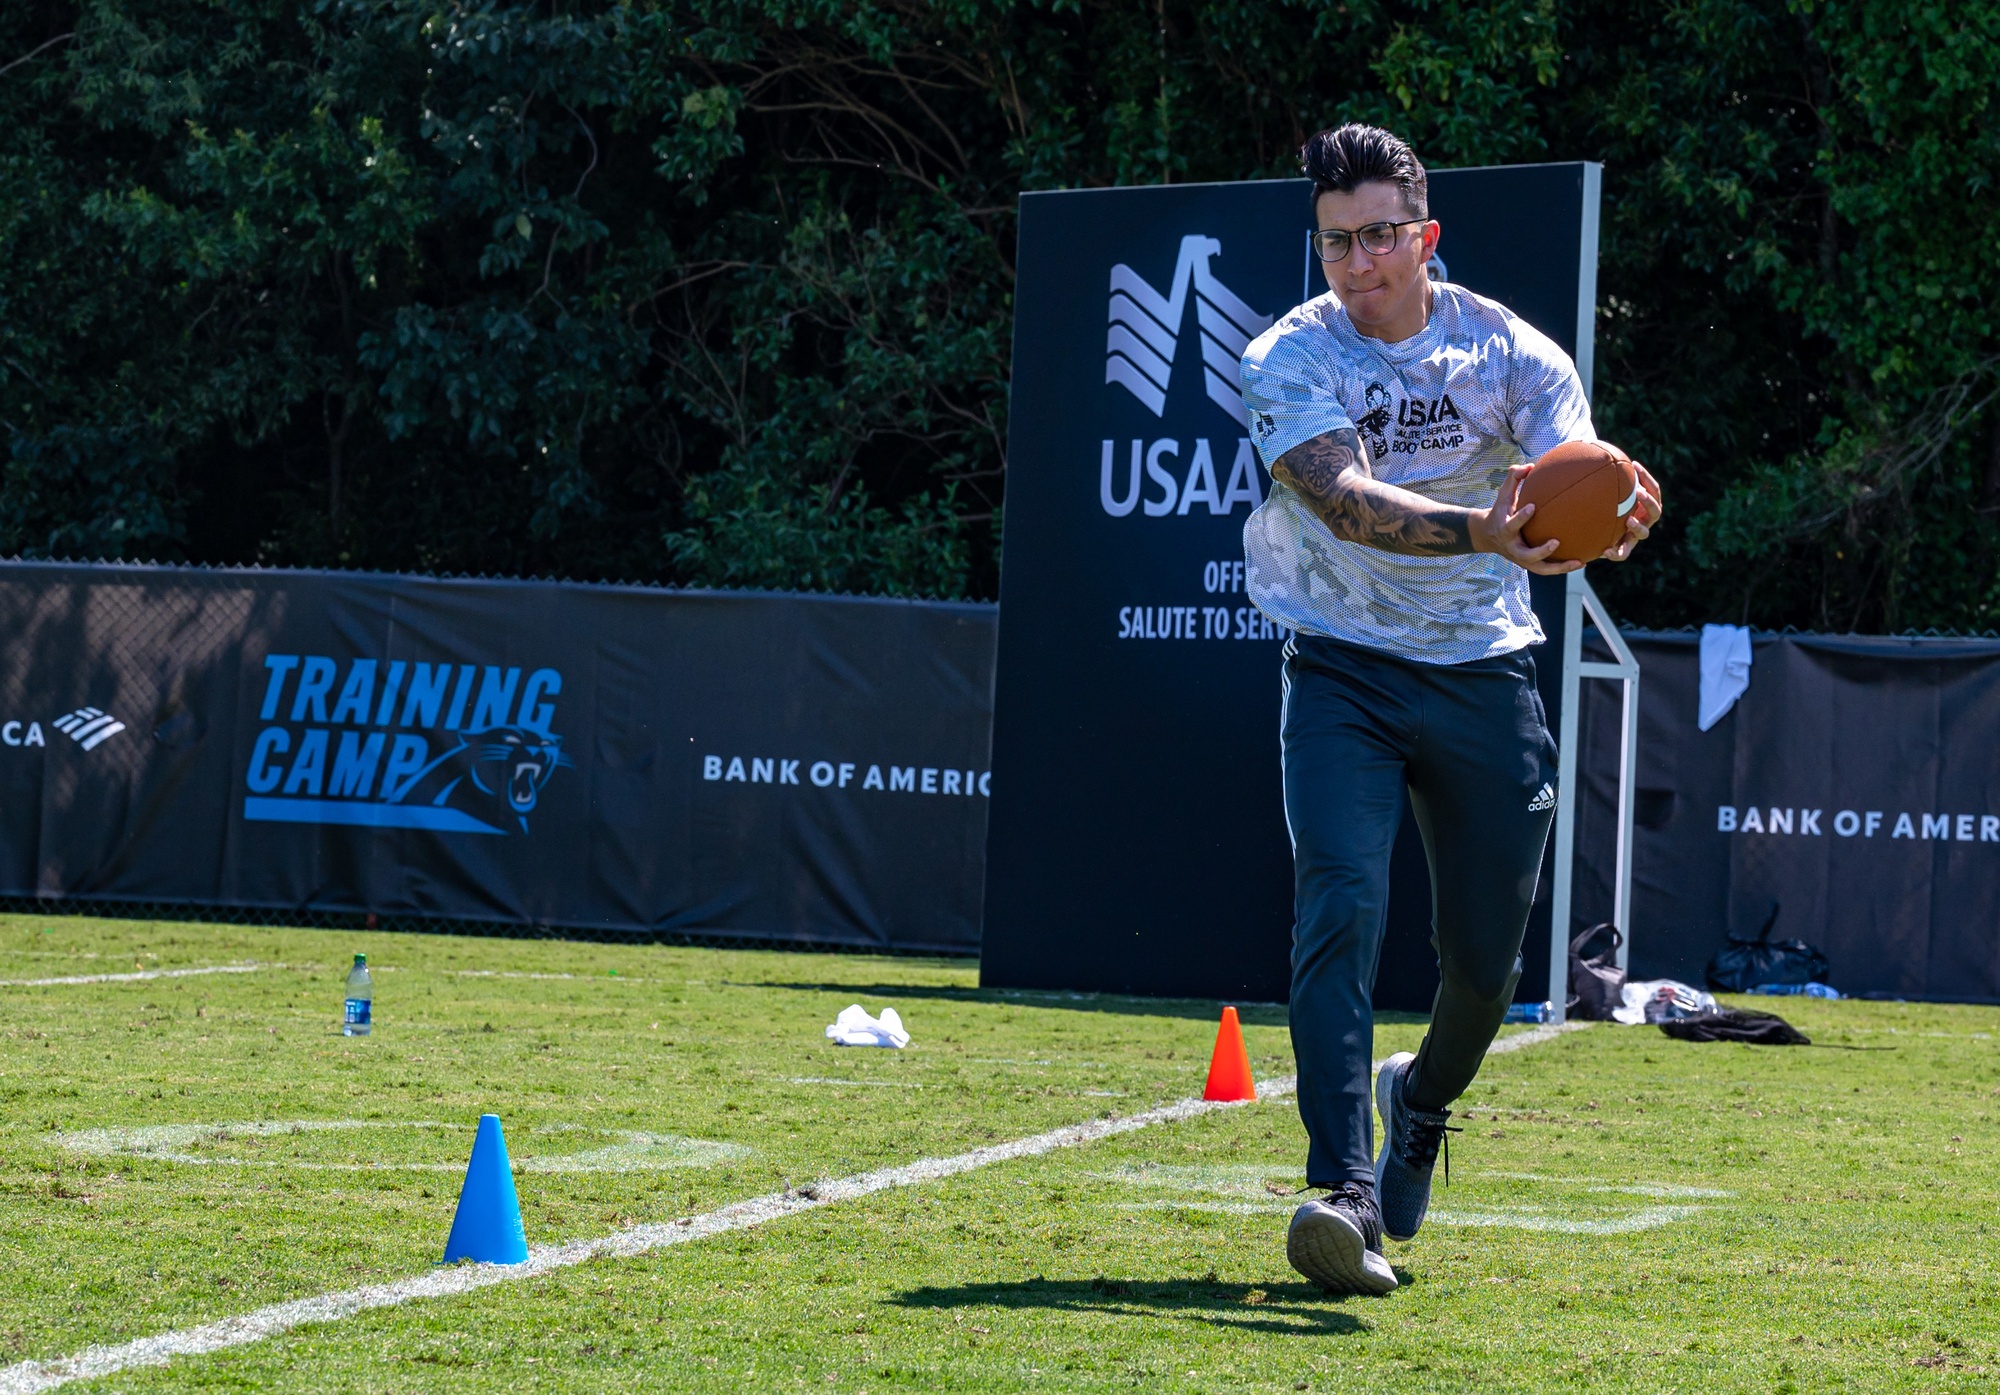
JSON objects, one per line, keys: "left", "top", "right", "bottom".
{"left": 1286, "top": 1182, "right": 1398, "bottom": 1295}
{"left": 1373, "top": 1051, "right": 1458, "bottom": 1242}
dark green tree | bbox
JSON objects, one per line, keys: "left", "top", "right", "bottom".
{"left": 1, "top": 0, "right": 1995, "bottom": 628}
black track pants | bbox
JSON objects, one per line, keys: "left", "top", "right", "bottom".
{"left": 1280, "top": 634, "right": 1558, "bottom": 1186}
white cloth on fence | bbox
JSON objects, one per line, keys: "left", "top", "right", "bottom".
{"left": 825, "top": 1003, "right": 910, "bottom": 1048}
{"left": 1698, "top": 624, "right": 1753, "bottom": 731}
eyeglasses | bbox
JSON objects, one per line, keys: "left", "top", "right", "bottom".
{"left": 1310, "top": 219, "right": 1429, "bottom": 264}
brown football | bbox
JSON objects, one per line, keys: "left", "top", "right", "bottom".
{"left": 1518, "top": 440, "right": 1639, "bottom": 563}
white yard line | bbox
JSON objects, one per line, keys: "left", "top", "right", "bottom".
{"left": 447, "top": 970, "right": 580, "bottom": 980}
{"left": 0, "top": 1080, "right": 1292, "bottom": 1394}
{"left": 1484, "top": 1020, "right": 1592, "bottom": 1054}
{"left": 0, "top": 1023, "right": 1584, "bottom": 1393}
{"left": 1428, "top": 1204, "right": 1698, "bottom": 1235}
{"left": 0, "top": 963, "right": 267, "bottom": 988}
{"left": 446, "top": 971, "right": 649, "bottom": 983}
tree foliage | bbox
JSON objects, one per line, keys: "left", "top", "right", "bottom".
{"left": 1, "top": 0, "right": 1995, "bottom": 626}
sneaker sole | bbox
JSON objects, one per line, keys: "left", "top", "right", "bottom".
{"left": 1373, "top": 1052, "right": 1427, "bottom": 1244}
{"left": 1287, "top": 1206, "right": 1397, "bottom": 1296}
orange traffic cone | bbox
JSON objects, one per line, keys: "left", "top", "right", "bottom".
{"left": 1202, "top": 1006, "right": 1257, "bottom": 1102}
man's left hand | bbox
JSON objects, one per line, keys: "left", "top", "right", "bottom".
{"left": 1601, "top": 462, "right": 1663, "bottom": 562}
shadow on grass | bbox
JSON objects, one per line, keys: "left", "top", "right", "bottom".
{"left": 888, "top": 1276, "right": 1378, "bottom": 1335}
{"left": 732, "top": 980, "right": 1430, "bottom": 1032}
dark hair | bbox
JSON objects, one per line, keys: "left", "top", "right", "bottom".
{"left": 1300, "top": 124, "right": 1428, "bottom": 218}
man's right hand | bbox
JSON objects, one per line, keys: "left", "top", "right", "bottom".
{"left": 1471, "top": 464, "right": 1581, "bottom": 576}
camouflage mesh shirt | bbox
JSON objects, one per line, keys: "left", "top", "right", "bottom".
{"left": 1238, "top": 282, "right": 1594, "bottom": 665}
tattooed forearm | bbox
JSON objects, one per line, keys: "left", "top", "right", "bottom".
{"left": 1271, "top": 429, "right": 1475, "bottom": 556}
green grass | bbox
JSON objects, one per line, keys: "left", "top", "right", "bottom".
{"left": 2, "top": 916, "right": 1997, "bottom": 1391}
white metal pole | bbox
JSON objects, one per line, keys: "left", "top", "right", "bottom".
{"left": 1575, "top": 577, "right": 1642, "bottom": 972}
{"left": 1547, "top": 572, "right": 1586, "bottom": 1023}
{"left": 1575, "top": 163, "right": 1602, "bottom": 402}
{"left": 1613, "top": 671, "right": 1639, "bottom": 972}
{"left": 1546, "top": 163, "right": 1603, "bottom": 1017}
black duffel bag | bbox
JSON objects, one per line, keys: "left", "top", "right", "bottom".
{"left": 1567, "top": 923, "right": 1626, "bottom": 1021}
{"left": 1705, "top": 904, "right": 1830, "bottom": 992}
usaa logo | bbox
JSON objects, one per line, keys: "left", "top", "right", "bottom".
{"left": 1104, "top": 233, "right": 1273, "bottom": 427}
{"left": 243, "top": 656, "right": 570, "bottom": 836}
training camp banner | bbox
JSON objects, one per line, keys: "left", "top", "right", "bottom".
{"left": 1569, "top": 631, "right": 2000, "bottom": 1001}
{"left": 0, "top": 562, "right": 995, "bottom": 952}
{"left": 983, "top": 167, "right": 1600, "bottom": 1004}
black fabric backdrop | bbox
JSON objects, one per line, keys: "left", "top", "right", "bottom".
{"left": 1572, "top": 631, "right": 2000, "bottom": 1001}
{"left": 12, "top": 559, "right": 1998, "bottom": 1001}
{"left": 0, "top": 561, "right": 995, "bottom": 953}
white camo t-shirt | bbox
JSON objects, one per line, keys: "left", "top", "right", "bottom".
{"left": 1239, "top": 282, "right": 1593, "bottom": 665}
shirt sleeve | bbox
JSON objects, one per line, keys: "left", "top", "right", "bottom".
{"left": 1504, "top": 313, "right": 1595, "bottom": 459}
{"left": 1239, "top": 316, "right": 1355, "bottom": 470}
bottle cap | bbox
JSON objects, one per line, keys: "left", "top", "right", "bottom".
{"left": 354, "top": 953, "right": 366, "bottom": 965}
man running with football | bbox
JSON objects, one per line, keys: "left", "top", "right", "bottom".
{"left": 1238, "top": 123, "right": 1662, "bottom": 1295}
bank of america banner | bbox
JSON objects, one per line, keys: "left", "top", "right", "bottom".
{"left": 1570, "top": 632, "right": 2000, "bottom": 1001}
{"left": 0, "top": 562, "right": 995, "bottom": 953}
{"left": 984, "top": 169, "right": 1600, "bottom": 1003}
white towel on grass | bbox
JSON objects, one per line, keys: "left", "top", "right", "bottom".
{"left": 825, "top": 1004, "right": 910, "bottom": 1048}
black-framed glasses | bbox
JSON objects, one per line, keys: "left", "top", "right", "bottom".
{"left": 1310, "top": 219, "right": 1428, "bottom": 264}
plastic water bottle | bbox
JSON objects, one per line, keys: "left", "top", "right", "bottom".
{"left": 343, "top": 954, "right": 373, "bottom": 1036}
{"left": 1749, "top": 981, "right": 1843, "bottom": 999}
{"left": 1502, "top": 1000, "right": 1554, "bottom": 1024}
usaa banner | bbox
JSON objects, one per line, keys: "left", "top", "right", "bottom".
{"left": 984, "top": 178, "right": 1313, "bottom": 1002}
{"left": 984, "top": 169, "right": 1598, "bottom": 1003}
{"left": 0, "top": 562, "right": 995, "bottom": 953}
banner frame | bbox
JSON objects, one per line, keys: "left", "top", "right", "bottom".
{"left": 1549, "top": 570, "right": 1640, "bottom": 1022}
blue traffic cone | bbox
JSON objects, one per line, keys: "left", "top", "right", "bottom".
{"left": 441, "top": 1114, "right": 529, "bottom": 1265}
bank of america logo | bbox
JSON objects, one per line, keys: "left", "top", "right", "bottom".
{"left": 1105, "top": 234, "right": 1274, "bottom": 427}
{"left": 53, "top": 707, "right": 126, "bottom": 752}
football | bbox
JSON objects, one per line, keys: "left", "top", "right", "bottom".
{"left": 1518, "top": 439, "right": 1640, "bottom": 563}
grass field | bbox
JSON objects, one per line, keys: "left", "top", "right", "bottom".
{"left": 2, "top": 916, "right": 1997, "bottom": 1392}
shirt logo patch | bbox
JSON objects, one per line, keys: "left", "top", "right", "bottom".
{"left": 1355, "top": 382, "right": 1393, "bottom": 461}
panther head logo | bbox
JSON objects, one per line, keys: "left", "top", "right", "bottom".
{"left": 362, "top": 722, "right": 571, "bottom": 836}
{"left": 462, "top": 726, "right": 570, "bottom": 830}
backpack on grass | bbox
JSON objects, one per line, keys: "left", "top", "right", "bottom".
{"left": 1705, "top": 903, "right": 1830, "bottom": 992}
{"left": 1566, "top": 923, "right": 1626, "bottom": 1022}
